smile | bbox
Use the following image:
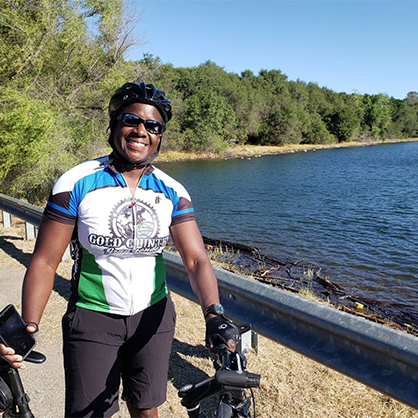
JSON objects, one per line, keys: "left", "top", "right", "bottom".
{"left": 126, "top": 138, "right": 148, "bottom": 148}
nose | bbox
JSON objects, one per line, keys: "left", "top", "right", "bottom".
{"left": 132, "top": 122, "right": 147, "bottom": 135}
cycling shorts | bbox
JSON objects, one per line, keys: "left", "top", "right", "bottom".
{"left": 62, "top": 295, "right": 176, "bottom": 417}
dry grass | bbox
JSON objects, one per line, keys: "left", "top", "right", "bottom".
{"left": 158, "top": 138, "right": 418, "bottom": 163}
{"left": 169, "top": 294, "right": 418, "bottom": 418}
{"left": 1, "top": 221, "right": 417, "bottom": 417}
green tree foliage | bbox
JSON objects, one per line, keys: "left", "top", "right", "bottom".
{"left": 258, "top": 101, "right": 306, "bottom": 145}
{"left": 0, "top": 0, "right": 142, "bottom": 203}
{"left": 0, "top": 1, "right": 416, "bottom": 202}
{"left": 181, "top": 91, "right": 237, "bottom": 151}
{"left": 302, "top": 112, "right": 334, "bottom": 144}
{"left": 359, "top": 94, "right": 392, "bottom": 139}
{"left": 0, "top": 87, "right": 77, "bottom": 202}
{"left": 405, "top": 91, "right": 418, "bottom": 105}
{"left": 390, "top": 94, "right": 418, "bottom": 138}
{"left": 325, "top": 105, "right": 360, "bottom": 142}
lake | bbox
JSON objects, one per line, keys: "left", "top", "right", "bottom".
{"left": 156, "top": 142, "right": 418, "bottom": 307}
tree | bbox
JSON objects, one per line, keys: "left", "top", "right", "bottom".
{"left": 0, "top": 0, "right": 143, "bottom": 202}
{"left": 390, "top": 98, "right": 418, "bottom": 138}
{"left": 302, "top": 113, "right": 334, "bottom": 144}
{"left": 0, "top": 87, "right": 78, "bottom": 202}
{"left": 359, "top": 94, "right": 392, "bottom": 139}
{"left": 405, "top": 91, "right": 418, "bottom": 105}
{"left": 258, "top": 101, "right": 307, "bottom": 145}
{"left": 181, "top": 91, "right": 238, "bottom": 151}
{"left": 325, "top": 105, "right": 360, "bottom": 142}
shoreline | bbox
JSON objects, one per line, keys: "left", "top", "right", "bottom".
{"left": 159, "top": 138, "right": 418, "bottom": 335}
{"left": 158, "top": 138, "right": 418, "bottom": 163}
{"left": 196, "top": 236, "right": 418, "bottom": 337}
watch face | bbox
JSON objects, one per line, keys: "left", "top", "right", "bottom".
{"left": 205, "top": 303, "right": 225, "bottom": 317}
{"left": 214, "top": 304, "right": 225, "bottom": 315}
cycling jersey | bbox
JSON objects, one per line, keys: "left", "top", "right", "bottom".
{"left": 44, "top": 156, "right": 195, "bottom": 315}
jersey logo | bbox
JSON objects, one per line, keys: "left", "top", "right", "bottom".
{"left": 109, "top": 199, "right": 159, "bottom": 240}
{"left": 86, "top": 198, "right": 168, "bottom": 254}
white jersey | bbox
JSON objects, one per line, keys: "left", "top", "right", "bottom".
{"left": 44, "top": 156, "right": 195, "bottom": 315}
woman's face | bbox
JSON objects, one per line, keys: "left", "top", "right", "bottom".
{"left": 113, "top": 102, "right": 163, "bottom": 164}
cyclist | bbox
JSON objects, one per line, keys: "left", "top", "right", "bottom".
{"left": 0, "top": 82, "right": 239, "bottom": 418}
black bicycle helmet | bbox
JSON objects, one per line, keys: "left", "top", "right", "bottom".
{"left": 104, "top": 82, "right": 171, "bottom": 170}
{"left": 108, "top": 82, "right": 172, "bottom": 123}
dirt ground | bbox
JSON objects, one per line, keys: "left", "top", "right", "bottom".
{"left": 1, "top": 221, "right": 417, "bottom": 418}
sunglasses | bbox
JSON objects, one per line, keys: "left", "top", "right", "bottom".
{"left": 117, "top": 113, "right": 164, "bottom": 134}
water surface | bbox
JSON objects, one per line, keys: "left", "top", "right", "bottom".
{"left": 157, "top": 142, "right": 418, "bottom": 306}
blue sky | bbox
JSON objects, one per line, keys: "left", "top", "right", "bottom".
{"left": 127, "top": 1, "right": 417, "bottom": 100}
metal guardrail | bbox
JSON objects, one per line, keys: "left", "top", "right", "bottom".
{"left": 0, "top": 194, "right": 43, "bottom": 229}
{"left": 1, "top": 192, "right": 418, "bottom": 410}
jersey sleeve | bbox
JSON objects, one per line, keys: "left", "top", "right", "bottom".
{"left": 43, "top": 175, "right": 78, "bottom": 225}
{"left": 43, "top": 157, "right": 109, "bottom": 225}
{"left": 171, "top": 194, "right": 195, "bottom": 226}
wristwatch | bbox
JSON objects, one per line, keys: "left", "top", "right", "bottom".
{"left": 204, "top": 303, "right": 225, "bottom": 319}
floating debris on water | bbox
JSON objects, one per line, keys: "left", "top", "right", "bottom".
{"left": 198, "top": 236, "right": 418, "bottom": 335}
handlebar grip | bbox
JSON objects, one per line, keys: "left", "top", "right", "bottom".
{"left": 25, "top": 351, "right": 46, "bottom": 364}
{"left": 184, "top": 404, "right": 201, "bottom": 418}
{"left": 178, "top": 377, "right": 220, "bottom": 410}
{"left": 215, "top": 370, "right": 261, "bottom": 388}
{"left": 245, "top": 372, "right": 261, "bottom": 388}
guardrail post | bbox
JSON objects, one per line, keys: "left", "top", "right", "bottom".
{"left": 2, "top": 211, "right": 12, "bottom": 227}
{"left": 25, "top": 222, "right": 37, "bottom": 240}
{"left": 62, "top": 245, "right": 71, "bottom": 261}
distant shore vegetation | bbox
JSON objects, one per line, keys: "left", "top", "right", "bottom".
{"left": 1, "top": 0, "right": 417, "bottom": 203}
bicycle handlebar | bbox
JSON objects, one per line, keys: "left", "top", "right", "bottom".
{"left": 215, "top": 370, "right": 261, "bottom": 388}
{"left": 178, "top": 344, "right": 260, "bottom": 417}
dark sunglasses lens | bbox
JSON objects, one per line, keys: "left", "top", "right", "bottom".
{"left": 121, "top": 114, "right": 140, "bottom": 127}
{"left": 144, "top": 121, "right": 162, "bottom": 134}
{"left": 121, "top": 114, "right": 163, "bottom": 134}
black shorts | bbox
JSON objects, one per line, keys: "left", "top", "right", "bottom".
{"left": 62, "top": 295, "right": 176, "bottom": 417}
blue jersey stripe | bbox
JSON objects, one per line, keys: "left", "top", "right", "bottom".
{"left": 46, "top": 201, "right": 73, "bottom": 215}
{"left": 174, "top": 207, "right": 194, "bottom": 216}
{"left": 143, "top": 173, "right": 178, "bottom": 201}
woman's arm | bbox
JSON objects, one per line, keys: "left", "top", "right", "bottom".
{"left": 0, "top": 216, "right": 74, "bottom": 368}
{"left": 170, "top": 220, "right": 219, "bottom": 313}
{"left": 170, "top": 221, "right": 239, "bottom": 352}
{"left": 21, "top": 216, "right": 75, "bottom": 325}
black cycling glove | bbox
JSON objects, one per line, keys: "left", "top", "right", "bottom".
{"left": 205, "top": 316, "right": 240, "bottom": 351}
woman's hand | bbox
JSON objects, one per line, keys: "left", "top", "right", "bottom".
{"left": 205, "top": 316, "right": 240, "bottom": 354}
{"left": 0, "top": 343, "right": 26, "bottom": 369}
{"left": 0, "top": 323, "right": 39, "bottom": 369}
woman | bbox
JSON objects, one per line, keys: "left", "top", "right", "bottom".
{"left": 0, "top": 82, "right": 239, "bottom": 418}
